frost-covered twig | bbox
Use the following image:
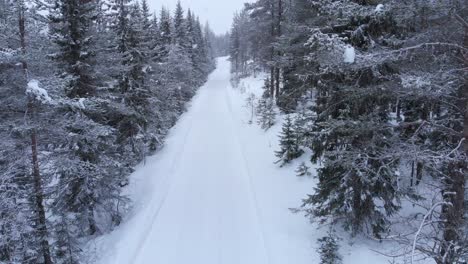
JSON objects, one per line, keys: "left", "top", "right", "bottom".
{"left": 446, "top": 138, "right": 466, "bottom": 157}
{"left": 411, "top": 202, "right": 451, "bottom": 264}
{"left": 363, "top": 42, "right": 468, "bottom": 60}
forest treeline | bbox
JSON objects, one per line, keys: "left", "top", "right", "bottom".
{"left": 229, "top": 0, "right": 467, "bottom": 263}
{"left": 0, "top": 0, "right": 217, "bottom": 263}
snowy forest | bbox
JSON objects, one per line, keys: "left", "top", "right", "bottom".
{"left": 229, "top": 0, "right": 467, "bottom": 263}
{"left": 0, "top": 0, "right": 218, "bottom": 263}
{"left": 0, "top": 0, "right": 467, "bottom": 263}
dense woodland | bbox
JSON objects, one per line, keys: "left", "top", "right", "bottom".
{"left": 0, "top": 0, "right": 467, "bottom": 263}
{"left": 230, "top": 0, "right": 467, "bottom": 263}
{"left": 0, "top": 0, "right": 216, "bottom": 263}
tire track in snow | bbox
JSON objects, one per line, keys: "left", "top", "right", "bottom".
{"left": 223, "top": 86, "right": 273, "bottom": 264}
{"left": 128, "top": 91, "right": 204, "bottom": 264}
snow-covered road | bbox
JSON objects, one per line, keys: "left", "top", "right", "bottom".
{"left": 92, "top": 57, "right": 389, "bottom": 264}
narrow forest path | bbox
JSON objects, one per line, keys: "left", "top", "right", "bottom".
{"left": 93, "top": 57, "right": 387, "bottom": 264}
{"left": 118, "top": 57, "right": 272, "bottom": 264}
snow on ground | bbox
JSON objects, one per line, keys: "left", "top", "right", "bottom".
{"left": 344, "top": 45, "right": 356, "bottom": 64}
{"left": 88, "top": 57, "right": 393, "bottom": 264}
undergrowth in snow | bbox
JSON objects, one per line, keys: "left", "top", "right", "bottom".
{"left": 26, "top": 79, "right": 53, "bottom": 104}
{"left": 86, "top": 59, "right": 418, "bottom": 264}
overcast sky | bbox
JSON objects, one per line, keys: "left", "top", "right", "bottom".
{"left": 147, "top": 0, "right": 251, "bottom": 35}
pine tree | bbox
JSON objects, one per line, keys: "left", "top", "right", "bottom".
{"left": 185, "top": 10, "right": 198, "bottom": 77}
{"left": 52, "top": 214, "right": 80, "bottom": 264}
{"left": 203, "top": 22, "right": 215, "bottom": 62}
{"left": 48, "top": 0, "right": 130, "bottom": 245}
{"left": 275, "top": 115, "right": 303, "bottom": 166}
{"left": 1, "top": 0, "right": 216, "bottom": 262}
{"left": 159, "top": 7, "right": 172, "bottom": 47}
{"left": 229, "top": 10, "right": 251, "bottom": 76}
{"left": 140, "top": 0, "right": 153, "bottom": 57}
{"left": 15, "top": 2, "right": 54, "bottom": 263}
{"left": 48, "top": 0, "right": 98, "bottom": 98}
{"left": 149, "top": 12, "right": 163, "bottom": 62}
{"left": 317, "top": 232, "right": 342, "bottom": 264}
{"left": 229, "top": 13, "right": 241, "bottom": 74}
{"left": 257, "top": 78, "right": 276, "bottom": 130}
{"left": 296, "top": 162, "right": 311, "bottom": 177}
{"left": 140, "top": 0, "right": 151, "bottom": 32}
{"left": 257, "top": 97, "right": 276, "bottom": 130}
{"left": 173, "top": 1, "right": 187, "bottom": 48}
{"left": 297, "top": 96, "right": 317, "bottom": 144}
{"left": 245, "top": 0, "right": 282, "bottom": 98}
{"left": 193, "top": 16, "right": 212, "bottom": 75}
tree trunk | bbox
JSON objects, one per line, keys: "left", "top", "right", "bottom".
{"left": 270, "top": 0, "right": 276, "bottom": 98}
{"left": 439, "top": 18, "right": 467, "bottom": 264}
{"left": 18, "top": 2, "right": 53, "bottom": 263}
{"left": 351, "top": 175, "right": 363, "bottom": 234}
{"left": 463, "top": 19, "right": 468, "bottom": 155}
{"left": 274, "top": 0, "right": 282, "bottom": 99}
{"left": 270, "top": 67, "right": 275, "bottom": 97}
{"left": 30, "top": 128, "right": 54, "bottom": 264}
{"left": 415, "top": 162, "right": 423, "bottom": 186}
{"left": 275, "top": 67, "right": 280, "bottom": 99}
{"left": 88, "top": 205, "right": 97, "bottom": 235}
{"left": 396, "top": 98, "right": 401, "bottom": 122}
{"left": 410, "top": 161, "right": 415, "bottom": 187}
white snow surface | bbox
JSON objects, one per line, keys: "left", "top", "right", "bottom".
{"left": 375, "top": 4, "right": 385, "bottom": 12}
{"left": 26, "top": 79, "right": 53, "bottom": 104}
{"left": 77, "top": 98, "right": 86, "bottom": 109}
{"left": 89, "top": 57, "right": 392, "bottom": 264}
{"left": 344, "top": 45, "right": 356, "bottom": 63}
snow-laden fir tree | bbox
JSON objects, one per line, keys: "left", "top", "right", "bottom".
{"left": 0, "top": 1, "right": 55, "bottom": 263}
{"left": 158, "top": 7, "right": 172, "bottom": 57}
{"left": 172, "top": 0, "right": 191, "bottom": 65}
{"left": 52, "top": 214, "right": 80, "bottom": 264}
{"left": 275, "top": 115, "right": 303, "bottom": 166}
{"left": 317, "top": 231, "right": 342, "bottom": 264}
{"left": 48, "top": 0, "right": 98, "bottom": 98}
{"left": 296, "top": 162, "right": 311, "bottom": 177}
{"left": 230, "top": 0, "right": 466, "bottom": 261}
{"left": 257, "top": 78, "right": 276, "bottom": 130}
{"left": 292, "top": 100, "right": 315, "bottom": 149}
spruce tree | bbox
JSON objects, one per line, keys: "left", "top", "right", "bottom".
{"left": 296, "top": 162, "right": 311, "bottom": 177}
{"left": 159, "top": 7, "right": 172, "bottom": 48}
{"left": 140, "top": 0, "right": 151, "bottom": 32}
{"left": 317, "top": 232, "right": 342, "bottom": 264}
{"left": 275, "top": 115, "right": 303, "bottom": 166}
{"left": 48, "top": 0, "right": 98, "bottom": 98}
{"left": 173, "top": 1, "right": 187, "bottom": 48}
{"left": 257, "top": 78, "right": 276, "bottom": 130}
{"left": 52, "top": 214, "right": 80, "bottom": 264}
{"left": 149, "top": 12, "right": 163, "bottom": 62}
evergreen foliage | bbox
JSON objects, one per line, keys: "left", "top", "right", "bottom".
{"left": 275, "top": 115, "right": 303, "bottom": 166}
{"left": 230, "top": 0, "right": 467, "bottom": 261}
{"left": 317, "top": 232, "right": 342, "bottom": 264}
{"left": 0, "top": 0, "right": 216, "bottom": 262}
{"left": 256, "top": 78, "right": 276, "bottom": 130}
{"left": 48, "top": 0, "right": 98, "bottom": 98}
{"left": 295, "top": 162, "right": 311, "bottom": 177}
